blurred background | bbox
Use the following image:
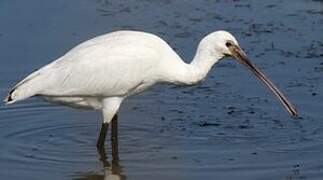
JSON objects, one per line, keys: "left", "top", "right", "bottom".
{"left": 0, "top": 0, "right": 322, "bottom": 180}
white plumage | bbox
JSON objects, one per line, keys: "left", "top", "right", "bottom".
{"left": 4, "top": 30, "right": 297, "bottom": 146}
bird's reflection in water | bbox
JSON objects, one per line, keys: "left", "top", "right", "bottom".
{"left": 75, "top": 116, "right": 126, "bottom": 180}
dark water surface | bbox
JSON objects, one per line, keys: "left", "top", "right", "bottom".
{"left": 0, "top": 0, "right": 322, "bottom": 179}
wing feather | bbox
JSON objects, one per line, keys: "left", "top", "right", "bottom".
{"left": 6, "top": 30, "right": 171, "bottom": 104}
{"left": 39, "top": 45, "right": 160, "bottom": 97}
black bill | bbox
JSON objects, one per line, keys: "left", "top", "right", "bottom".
{"left": 228, "top": 44, "right": 298, "bottom": 118}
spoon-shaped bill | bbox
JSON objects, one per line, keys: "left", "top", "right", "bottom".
{"left": 229, "top": 45, "right": 298, "bottom": 117}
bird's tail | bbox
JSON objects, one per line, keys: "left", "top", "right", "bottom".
{"left": 4, "top": 71, "right": 42, "bottom": 105}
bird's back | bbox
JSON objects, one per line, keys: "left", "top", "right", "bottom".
{"left": 5, "top": 31, "right": 182, "bottom": 105}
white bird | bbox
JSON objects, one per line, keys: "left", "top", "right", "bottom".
{"left": 4, "top": 30, "right": 298, "bottom": 148}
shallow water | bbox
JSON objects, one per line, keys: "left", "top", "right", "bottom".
{"left": 0, "top": 0, "right": 323, "bottom": 179}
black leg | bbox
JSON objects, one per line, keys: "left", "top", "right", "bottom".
{"left": 111, "top": 115, "right": 119, "bottom": 162}
{"left": 95, "top": 115, "right": 124, "bottom": 179}
{"left": 96, "top": 115, "right": 119, "bottom": 149}
{"left": 96, "top": 122, "right": 109, "bottom": 149}
{"left": 96, "top": 115, "right": 119, "bottom": 167}
{"left": 96, "top": 122, "right": 109, "bottom": 166}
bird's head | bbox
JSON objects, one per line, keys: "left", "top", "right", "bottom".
{"left": 199, "top": 30, "right": 298, "bottom": 118}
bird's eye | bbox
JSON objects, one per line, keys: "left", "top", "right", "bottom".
{"left": 225, "top": 41, "right": 233, "bottom": 47}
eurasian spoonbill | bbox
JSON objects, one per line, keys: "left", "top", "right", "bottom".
{"left": 4, "top": 30, "right": 298, "bottom": 148}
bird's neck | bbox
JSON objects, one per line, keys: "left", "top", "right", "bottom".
{"left": 178, "top": 46, "right": 223, "bottom": 85}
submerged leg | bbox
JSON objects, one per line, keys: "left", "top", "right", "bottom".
{"left": 97, "top": 122, "right": 109, "bottom": 165}
{"left": 96, "top": 114, "right": 118, "bottom": 149}
{"left": 97, "top": 115, "right": 118, "bottom": 167}
{"left": 111, "top": 114, "right": 119, "bottom": 162}
{"left": 96, "top": 97, "right": 123, "bottom": 149}
{"left": 96, "top": 117, "right": 122, "bottom": 173}
{"left": 96, "top": 123, "right": 109, "bottom": 149}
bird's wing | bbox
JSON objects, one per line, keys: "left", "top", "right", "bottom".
{"left": 6, "top": 31, "right": 172, "bottom": 104}
{"left": 37, "top": 43, "right": 161, "bottom": 97}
